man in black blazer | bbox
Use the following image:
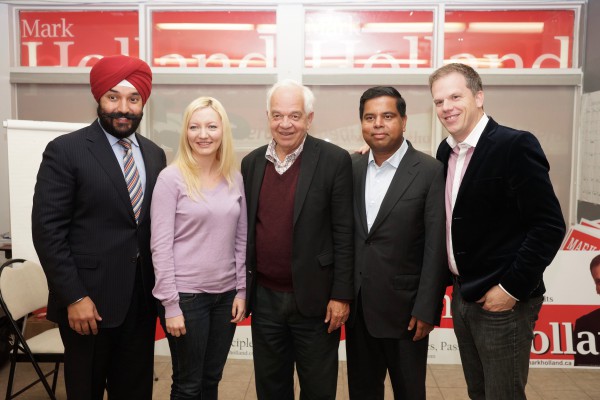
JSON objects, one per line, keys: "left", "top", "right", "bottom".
{"left": 431, "top": 63, "right": 566, "bottom": 400}
{"left": 346, "top": 86, "right": 447, "bottom": 400}
{"left": 241, "top": 79, "right": 353, "bottom": 399}
{"left": 32, "top": 55, "right": 166, "bottom": 400}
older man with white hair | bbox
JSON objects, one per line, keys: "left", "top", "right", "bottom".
{"left": 241, "top": 80, "right": 354, "bottom": 400}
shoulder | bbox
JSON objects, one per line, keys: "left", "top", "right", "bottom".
{"left": 158, "top": 164, "right": 181, "bottom": 179}
{"left": 137, "top": 134, "right": 164, "bottom": 153}
{"left": 232, "top": 170, "right": 244, "bottom": 187}
{"left": 308, "top": 135, "right": 347, "bottom": 156}
{"left": 489, "top": 120, "right": 539, "bottom": 146}
{"left": 408, "top": 145, "right": 443, "bottom": 171}
{"left": 49, "top": 122, "right": 96, "bottom": 146}
{"left": 155, "top": 165, "right": 183, "bottom": 195}
{"left": 351, "top": 151, "right": 367, "bottom": 164}
{"left": 306, "top": 136, "right": 351, "bottom": 168}
{"left": 577, "top": 308, "right": 600, "bottom": 325}
{"left": 242, "top": 144, "right": 268, "bottom": 164}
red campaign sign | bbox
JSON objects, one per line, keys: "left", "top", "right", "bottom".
{"left": 305, "top": 10, "right": 434, "bottom": 69}
{"left": 445, "top": 10, "right": 574, "bottom": 69}
{"left": 19, "top": 10, "right": 139, "bottom": 67}
{"left": 151, "top": 11, "right": 276, "bottom": 68}
{"left": 438, "top": 286, "right": 600, "bottom": 366}
{"left": 304, "top": 9, "right": 574, "bottom": 69}
{"left": 531, "top": 304, "right": 600, "bottom": 366}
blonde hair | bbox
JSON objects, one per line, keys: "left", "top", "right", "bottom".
{"left": 173, "top": 96, "right": 236, "bottom": 200}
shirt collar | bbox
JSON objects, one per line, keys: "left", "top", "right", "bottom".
{"left": 265, "top": 134, "right": 306, "bottom": 164}
{"left": 98, "top": 118, "right": 140, "bottom": 148}
{"left": 445, "top": 113, "right": 489, "bottom": 150}
{"left": 368, "top": 138, "right": 408, "bottom": 169}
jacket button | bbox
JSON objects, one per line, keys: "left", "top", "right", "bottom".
{"left": 130, "top": 257, "right": 137, "bottom": 263}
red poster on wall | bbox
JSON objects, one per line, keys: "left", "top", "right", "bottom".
{"left": 151, "top": 11, "right": 276, "bottom": 68}
{"left": 19, "top": 10, "right": 139, "bottom": 67}
{"left": 304, "top": 10, "right": 434, "bottom": 69}
{"left": 304, "top": 9, "right": 575, "bottom": 70}
{"left": 445, "top": 10, "right": 574, "bottom": 69}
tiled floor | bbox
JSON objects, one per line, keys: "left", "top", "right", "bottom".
{"left": 2, "top": 356, "right": 600, "bottom": 399}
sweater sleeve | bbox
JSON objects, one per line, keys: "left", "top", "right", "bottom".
{"left": 234, "top": 172, "right": 248, "bottom": 300}
{"left": 150, "top": 166, "right": 183, "bottom": 318}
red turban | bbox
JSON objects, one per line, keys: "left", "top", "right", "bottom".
{"left": 90, "top": 55, "right": 152, "bottom": 104}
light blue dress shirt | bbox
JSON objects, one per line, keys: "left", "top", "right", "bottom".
{"left": 100, "top": 121, "right": 147, "bottom": 193}
{"left": 365, "top": 139, "right": 409, "bottom": 232}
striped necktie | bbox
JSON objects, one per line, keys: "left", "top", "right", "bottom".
{"left": 118, "top": 138, "right": 144, "bottom": 224}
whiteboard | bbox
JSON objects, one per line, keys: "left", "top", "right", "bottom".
{"left": 5, "top": 119, "right": 86, "bottom": 264}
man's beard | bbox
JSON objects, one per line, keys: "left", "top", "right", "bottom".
{"left": 97, "top": 105, "right": 143, "bottom": 139}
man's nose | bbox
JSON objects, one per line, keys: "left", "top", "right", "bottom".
{"left": 117, "top": 98, "right": 129, "bottom": 113}
{"left": 280, "top": 116, "right": 293, "bottom": 127}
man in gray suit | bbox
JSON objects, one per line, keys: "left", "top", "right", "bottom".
{"left": 346, "top": 86, "right": 448, "bottom": 400}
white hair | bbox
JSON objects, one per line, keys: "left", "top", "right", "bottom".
{"left": 266, "top": 79, "right": 315, "bottom": 115}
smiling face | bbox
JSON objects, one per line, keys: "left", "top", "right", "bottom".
{"left": 186, "top": 107, "right": 223, "bottom": 161}
{"left": 97, "top": 85, "right": 144, "bottom": 139}
{"left": 361, "top": 96, "right": 407, "bottom": 165}
{"left": 431, "top": 71, "right": 484, "bottom": 143}
{"left": 268, "top": 86, "right": 313, "bottom": 160}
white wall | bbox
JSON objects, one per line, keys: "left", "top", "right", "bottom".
{"left": 0, "top": 4, "right": 12, "bottom": 259}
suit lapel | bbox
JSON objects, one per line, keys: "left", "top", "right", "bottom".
{"left": 368, "top": 145, "right": 420, "bottom": 235}
{"left": 354, "top": 154, "right": 369, "bottom": 235}
{"left": 85, "top": 121, "right": 136, "bottom": 222}
{"left": 454, "top": 118, "right": 498, "bottom": 206}
{"left": 294, "top": 136, "right": 319, "bottom": 225}
{"left": 249, "top": 153, "right": 268, "bottom": 227}
{"left": 137, "top": 134, "right": 156, "bottom": 224}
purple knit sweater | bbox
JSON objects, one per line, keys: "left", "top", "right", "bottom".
{"left": 150, "top": 165, "right": 247, "bottom": 318}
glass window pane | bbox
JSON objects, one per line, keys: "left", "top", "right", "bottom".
{"left": 444, "top": 10, "right": 575, "bottom": 69}
{"left": 19, "top": 10, "right": 139, "bottom": 67}
{"left": 309, "top": 85, "right": 434, "bottom": 154}
{"left": 151, "top": 11, "right": 276, "bottom": 68}
{"left": 16, "top": 83, "right": 97, "bottom": 122}
{"left": 305, "top": 10, "right": 434, "bottom": 69}
{"left": 480, "top": 85, "right": 573, "bottom": 220}
{"left": 148, "top": 85, "right": 271, "bottom": 164}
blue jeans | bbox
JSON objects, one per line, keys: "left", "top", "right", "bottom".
{"left": 451, "top": 284, "right": 543, "bottom": 400}
{"left": 158, "top": 290, "right": 237, "bottom": 400}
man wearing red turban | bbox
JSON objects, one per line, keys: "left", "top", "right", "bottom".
{"left": 32, "top": 55, "right": 167, "bottom": 400}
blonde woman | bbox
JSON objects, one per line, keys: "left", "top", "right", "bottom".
{"left": 151, "top": 97, "right": 247, "bottom": 399}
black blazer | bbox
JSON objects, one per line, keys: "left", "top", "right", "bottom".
{"left": 352, "top": 143, "right": 448, "bottom": 339}
{"left": 241, "top": 135, "right": 354, "bottom": 318}
{"left": 436, "top": 118, "right": 566, "bottom": 302}
{"left": 32, "top": 120, "right": 167, "bottom": 328}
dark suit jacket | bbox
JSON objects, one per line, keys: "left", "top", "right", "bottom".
{"left": 436, "top": 118, "right": 566, "bottom": 302}
{"left": 573, "top": 308, "right": 600, "bottom": 366}
{"left": 32, "top": 120, "right": 167, "bottom": 328}
{"left": 352, "top": 143, "right": 448, "bottom": 339}
{"left": 241, "top": 135, "right": 354, "bottom": 318}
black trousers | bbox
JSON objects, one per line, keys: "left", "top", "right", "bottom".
{"left": 346, "top": 297, "right": 428, "bottom": 400}
{"left": 59, "top": 262, "right": 155, "bottom": 400}
{"left": 251, "top": 284, "right": 340, "bottom": 400}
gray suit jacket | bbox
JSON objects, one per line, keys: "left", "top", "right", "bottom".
{"left": 352, "top": 142, "right": 448, "bottom": 339}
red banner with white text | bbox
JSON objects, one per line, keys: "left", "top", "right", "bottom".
{"left": 19, "top": 10, "right": 139, "bottom": 67}
{"left": 18, "top": 9, "right": 575, "bottom": 69}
